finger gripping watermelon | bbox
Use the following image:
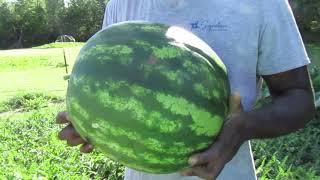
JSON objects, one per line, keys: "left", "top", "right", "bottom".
{"left": 66, "top": 21, "right": 230, "bottom": 173}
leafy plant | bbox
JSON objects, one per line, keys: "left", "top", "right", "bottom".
{"left": 0, "top": 92, "right": 63, "bottom": 112}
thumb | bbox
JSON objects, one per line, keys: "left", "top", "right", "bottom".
{"left": 188, "top": 150, "right": 214, "bottom": 166}
{"left": 228, "top": 92, "right": 243, "bottom": 115}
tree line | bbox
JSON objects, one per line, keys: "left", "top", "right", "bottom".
{"left": 0, "top": 0, "right": 107, "bottom": 49}
{"left": 289, "top": 0, "right": 320, "bottom": 43}
{"left": 0, "top": 0, "right": 319, "bottom": 49}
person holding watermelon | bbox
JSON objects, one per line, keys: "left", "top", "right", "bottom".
{"left": 56, "top": 0, "right": 316, "bottom": 179}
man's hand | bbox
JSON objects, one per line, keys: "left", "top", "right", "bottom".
{"left": 56, "top": 112, "right": 94, "bottom": 153}
{"left": 181, "top": 93, "right": 246, "bottom": 180}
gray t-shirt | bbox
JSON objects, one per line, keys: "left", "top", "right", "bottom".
{"left": 102, "top": 0, "right": 310, "bottom": 179}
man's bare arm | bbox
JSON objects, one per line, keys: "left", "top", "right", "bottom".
{"left": 240, "top": 66, "right": 315, "bottom": 139}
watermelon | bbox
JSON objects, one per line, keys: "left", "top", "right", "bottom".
{"left": 66, "top": 21, "right": 230, "bottom": 173}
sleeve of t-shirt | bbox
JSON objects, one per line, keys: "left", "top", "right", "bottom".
{"left": 102, "top": 0, "right": 117, "bottom": 29}
{"left": 257, "top": 0, "right": 310, "bottom": 75}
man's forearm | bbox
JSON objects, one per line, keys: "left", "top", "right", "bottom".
{"left": 239, "top": 88, "right": 315, "bottom": 140}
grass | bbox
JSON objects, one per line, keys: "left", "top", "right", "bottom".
{"left": 33, "top": 42, "right": 85, "bottom": 49}
{"left": 0, "top": 46, "right": 80, "bottom": 102}
{"left": 306, "top": 44, "right": 320, "bottom": 66}
{"left": 0, "top": 42, "right": 319, "bottom": 179}
{"left": 252, "top": 118, "right": 320, "bottom": 180}
{"left": 0, "top": 69, "right": 68, "bottom": 101}
{"left": 0, "top": 97, "right": 124, "bottom": 179}
{"left": 0, "top": 47, "right": 80, "bottom": 71}
{"left": 0, "top": 92, "right": 64, "bottom": 112}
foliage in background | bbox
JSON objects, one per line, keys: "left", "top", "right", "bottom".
{"left": 0, "top": 1, "right": 15, "bottom": 48}
{"left": 61, "top": 0, "right": 106, "bottom": 41}
{"left": 290, "top": 0, "right": 320, "bottom": 43}
{"left": 45, "top": 0, "right": 65, "bottom": 38}
{"left": 0, "top": 0, "right": 107, "bottom": 49}
{"left": 290, "top": 0, "right": 320, "bottom": 32}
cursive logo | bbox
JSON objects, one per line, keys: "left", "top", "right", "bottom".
{"left": 190, "top": 20, "right": 229, "bottom": 32}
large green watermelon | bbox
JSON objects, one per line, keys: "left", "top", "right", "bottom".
{"left": 66, "top": 21, "right": 230, "bottom": 173}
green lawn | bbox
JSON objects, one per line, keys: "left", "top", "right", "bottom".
{"left": 0, "top": 46, "right": 80, "bottom": 102}
{"left": 0, "top": 43, "right": 319, "bottom": 179}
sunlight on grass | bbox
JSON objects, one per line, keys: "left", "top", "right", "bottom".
{"left": 33, "top": 42, "right": 85, "bottom": 49}
{"left": 0, "top": 47, "right": 80, "bottom": 71}
{"left": 0, "top": 68, "right": 68, "bottom": 102}
{"left": 0, "top": 46, "right": 81, "bottom": 102}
